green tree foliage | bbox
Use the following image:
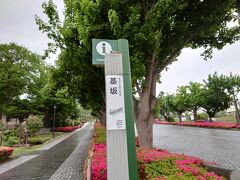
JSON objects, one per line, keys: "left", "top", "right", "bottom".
{"left": 224, "top": 74, "right": 240, "bottom": 123}
{"left": 155, "top": 92, "right": 176, "bottom": 122}
{"left": 156, "top": 74, "right": 239, "bottom": 122}
{"left": 200, "top": 88, "right": 231, "bottom": 121}
{"left": 0, "top": 43, "right": 46, "bottom": 117}
{"left": 201, "top": 74, "right": 231, "bottom": 121}
{"left": 26, "top": 115, "right": 43, "bottom": 135}
{"left": 77, "top": 104, "right": 94, "bottom": 121}
{"left": 3, "top": 99, "right": 40, "bottom": 123}
{"left": 53, "top": 49, "right": 105, "bottom": 123}
{"left": 172, "top": 86, "right": 190, "bottom": 122}
{"left": 35, "top": 0, "right": 64, "bottom": 58}
{"left": 41, "top": 69, "right": 80, "bottom": 127}
{"left": 186, "top": 82, "right": 205, "bottom": 121}
{"left": 0, "top": 42, "right": 79, "bottom": 127}
{"left": 204, "top": 72, "right": 240, "bottom": 123}
{"left": 36, "top": 0, "right": 240, "bottom": 147}
{"left": 156, "top": 84, "right": 204, "bottom": 122}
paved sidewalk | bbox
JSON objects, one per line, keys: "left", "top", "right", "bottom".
{"left": 0, "top": 122, "right": 94, "bottom": 180}
{"left": 153, "top": 124, "right": 240, "bottom": 170}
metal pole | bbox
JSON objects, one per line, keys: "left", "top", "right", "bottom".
{"left": 52, "top": 105, "right": 56, "bottom": 138}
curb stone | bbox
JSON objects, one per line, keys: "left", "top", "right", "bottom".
{"left": 84, "top": 128, "right": 95, "bottom": 180}
{"left": 86, "top": 151, "right": 92, "bottom": 180}
{"left": 204, "top": 164, "right": 240, "bottom": 180}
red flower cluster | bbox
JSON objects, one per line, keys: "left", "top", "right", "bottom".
{"left": 91, "top": 144, "right": 107, "bottom": 180}
{"left": 54, "top": 126, "right": 80, "bottom": 132}
{"left": 137, "top": 148, "right": 174, "bottom": 163}
{"left": 175, "top": 159, "right": 222, "bottom": 179}
{"left": 0, "top": 146, "right": 14, "bottom": 162}
{"left": 157, "top": 121, "right": 238, "bottom": 129}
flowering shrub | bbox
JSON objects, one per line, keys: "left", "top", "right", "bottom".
{"left": 27, "top": 115, "right": 43, "bottom": 135}
{"left": 91, "top": 144, "right": 224, "bottom": 179}
{"left": 91, "top": 124, "right": 225, "bottom": 179}
{"left": 91, "top": 144, "right": 107, "bottom": 180}
{"left": 156, "top": 121, "right": 238, "bottom": 129}
{"left": 0, "top": 146, "right": 14, "bottom": 162}
{"left": 54, "top": 126, "right": 80, "bottom": 132}
{"left": 137, "top": 148, "right": 224, "bottom": 179}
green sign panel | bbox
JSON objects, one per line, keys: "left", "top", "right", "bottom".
{"left": 92, "top": 39, "right": 118, "bottom": 65}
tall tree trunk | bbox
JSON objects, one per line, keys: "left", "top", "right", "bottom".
{"left": 136, "top": 92, "right": 154, "bottom": 148}
{"left": 209, "top": 116, "right": 213, "bottom": 122}
{"left": 206, "top": 111, "right": 214, "bottom": 122}
{"left": 98, "top": 85, "right": 106, "bottom": 126}
{"left": 43, "top": 108, "right": 53, "bottom": 128}
{"left": 136, "top": 65, "right": 158, "bottom": 148}
{"left": 233, "top": 95, "right": 240, "bottom": 124}
{"left": 177, "top": 113, "right": 182, "bottom": 122}
{"left": 193, "top": 108, "right": 198, "bottom": 122}
{"left": 98, "top": 106, "right": 106, "bottom": 127}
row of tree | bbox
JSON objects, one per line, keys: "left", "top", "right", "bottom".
{"left": 0, "top": 43, "right": 90, "bottom": 127}
{"left": 156, "top": 73, "right": 240, "bottom": 123}
{"left": 35, "top": 0, "right": 240, "bottom": 147}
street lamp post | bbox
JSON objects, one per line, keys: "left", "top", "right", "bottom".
{"left": 52, "top": 105, "right": 56, "bottom": 138}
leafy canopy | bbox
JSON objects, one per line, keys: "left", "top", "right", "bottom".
{"left": 36, "top": 0, "right": 240, "bottom": 135}
{"left": 36, "top": 0, "right": 240, "bottom": 102}
{"left": 0, "top": 43, "right": 46, "bottom": 113}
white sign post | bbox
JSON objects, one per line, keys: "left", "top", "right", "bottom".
{"left": 106, "top": 75, "right": 126, "bottom": 130}
{"left": 105, "top": 53, "right": 129, "bottom": 180}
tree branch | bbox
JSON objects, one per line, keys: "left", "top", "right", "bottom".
{"left": 157, "top": 35, "right": 194, "bottom": 73}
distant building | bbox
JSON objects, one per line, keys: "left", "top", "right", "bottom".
{"left": 226, "top": 104, "right": 240, "bottom": 116}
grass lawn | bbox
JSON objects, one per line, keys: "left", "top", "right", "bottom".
{"left": 11, "top": 132, "right": 64, "bottom": 158}
{"left": 94, "top": 125, "right": 106, "bottom": 144}
{"left": 12, "top": 145, "right": 43, "bottom": 157}
{"left": 216, "top": 115, "right": 236, "bottom": 123}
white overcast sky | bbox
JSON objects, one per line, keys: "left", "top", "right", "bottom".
{"left": 1, "top": 0, "right": 240, "bottom": 95}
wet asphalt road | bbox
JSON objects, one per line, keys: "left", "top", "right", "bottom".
{"left": 153, "top": 124, "right": 240, "bottom": 170}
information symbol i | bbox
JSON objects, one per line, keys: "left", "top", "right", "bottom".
{"left": 102, "top": 43, "right": 106, "bottom": 54}
{"left": 96, "top": 41, "right": 112, "bottom": 56}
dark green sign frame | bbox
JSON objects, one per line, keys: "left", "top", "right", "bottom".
{"left": 92, "top": 39, "right": 138, "bottom": 179}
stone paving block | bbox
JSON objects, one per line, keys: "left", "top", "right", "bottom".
{"left": 153, "top": 124, "right": 240, "bottom": 170}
